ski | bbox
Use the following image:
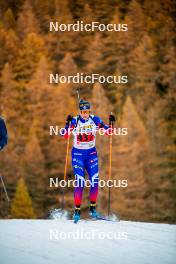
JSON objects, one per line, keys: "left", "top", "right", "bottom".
{"left": 95, "top": 216, "right": 120, "bottom": 222}
{"left": 73, "top": 214, "right": 120, "bottom": 223}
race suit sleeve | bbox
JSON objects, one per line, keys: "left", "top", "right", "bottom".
{"left": 63, "top": 117, "right": 77, "bottom": 139}
{"left": 92, "top": 115, "right": 111, "bottom": 135}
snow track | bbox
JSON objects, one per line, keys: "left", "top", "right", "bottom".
{"left": 0, "top": 220, "right": 175, "bottom": 264}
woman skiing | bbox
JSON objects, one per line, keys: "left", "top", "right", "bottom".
{"left": 64, "top": 99, "right": 115, "bottom": 223}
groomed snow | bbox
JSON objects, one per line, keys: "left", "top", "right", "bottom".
{"left": 0, "top": 219, "right": 175, "bottom": 264}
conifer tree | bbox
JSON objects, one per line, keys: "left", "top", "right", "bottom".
{"left": 55, "top": 0, "right": 73, "bottom": 24}
{"left": 83, "top": 33, "right": 105, "bottom": 74}
{"left": 91, "top": 82, "right": 111, "bottom": 211}
{"left": 112, "top": 96, "right": 150, "bottom": 220}
{"left": 146, "top": 92, "right": 176, "bottom": 222}
{"left": 13, "top": 33, "right": 45, "bottom": 82}
{"left": 72, "top": 3, "right": 94, "bottom": 68}
{"left": 4, "top": 8, "right": 16, "bottom": 29}
{"left": 0, "top": 26, "right": 18, "bottom": 70}
{"left": 102, "top": 10, "right": 123, "bottom": 75}
{"left": 24, "top": 122, "right": 45, "bottom": 217}
{"left": 46, "top": 0, "right": 77, "bottom": 64}
{"left": 124, "top": 0, "right": 146, "bottom": 50}
{"left": 17, "top": 0, "right": 40, "bottom": 39}
{"left": 58, "top": 52, "right": 78, "bottom": 76}
{"left": 11, "top": 178, "right": 36, "bottom": 219}
{"left": 33, "top": 0, "right": 55, "bottom": 32}
{"left": 128, "top": 33, "right": 157, "bottom": 120}
{"left": 5, "top": 29, "right": 19, "bottom": 62}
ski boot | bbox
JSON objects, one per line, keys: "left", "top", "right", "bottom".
{"left": 89, "top": 202, "right": 101, "bottom": 219}
{"left": 73, "top": 206, "right": 81, "bottom": 223}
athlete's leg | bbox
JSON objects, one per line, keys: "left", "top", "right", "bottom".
{"left": 72, "top": 148, "right": 85, "bottom": 207}
{"left": 85, "top": 149, "right": 99, "bottom": 203}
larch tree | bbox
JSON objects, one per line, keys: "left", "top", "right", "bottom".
{"left": 113, "top": 10, "right": 128, "bottom": 74}
{"left": 11, "top": 178, "right": 36, "bottom": 219}
{"left": 0, "top": 26, "right": 19, "bottom": 70}
{"left": 73, "top": 3, "right": 94, "bottom": 68}
{"left": 91, "top": 82, "right": 112, "bottom": 212}
{"left": 13, "top": 32, "right": 45, "bottom": 83}
{"left": 52, "top": 0, "right": 77, "bottom": 55}
{"left": 128, "top": 33, "right": 157, "bottom": 120}
{"left": 156, "top": 17, "right": 176, "bottom": 95}
{"left": 27, "top": 55, "right": 55, "bottom": 156}
{"left": 1, "top": 63, "right": 17, "bottom": 121}
{"left": 102, "top": 10, "right": 123, "bottom": 75}
{"left": 45, "top": 0, "right": 76, "bottom": 65}
{"left": 146, "top": 91, "right": 176, "bottom": 222}
{"left": 90, "top": 0, "right": 114, "bottom": 24}
{"left": 58, "top": 52, "right": 78, "bottom": 76}
{"left": 23, "top": 121, "right": 46, "bottom": 217}
{"left": 4, "top": 29, "right": 19, "bottom": 63}
{"left": 33, "top": 0, "right": 55, "bottom": 32}
{"left": 54, "top": 0, "right": 73, "bottom": 24}
{"left": 112, "top": 96, "right": 150, "bottom": 220}
{"left": 3, "top": 8, "right": 16, "bottom": 30}
{"left": 124, "top": 0, "right": 146, "bottom": 51}
{"left": 12, "top": 33, "right": 46, "bottom": 151}
{"left": 27, "top": 55, "right": 77, "bottom": 213}
{"left": 83, "top": 33, "right": 106, "bottom": 74}
{"left": 17, "top": 0, "right": 41, "bottom": 39}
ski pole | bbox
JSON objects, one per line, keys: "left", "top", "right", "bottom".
{"left": 76, "top": 88, "right": 80, "bottom": 102}
{"left": 62, "top": 121, "right": 71, "bottom": 210}
{"left": 62, "top": 89, "right": 80, "bottom": 209}
{"left": 0, "top": 174, "right": 10, "bottom": 203}
{"left": 76, "top": 88, "right": 81, "bottom": 107}
{"left": 64, "top": 128, "right": 71, "bottom": 182}
{"left": 108, "top": 113, "right": 114, "bottom": 216}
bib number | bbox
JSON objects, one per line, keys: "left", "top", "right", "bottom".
{"left": 77, "top": 133, "right": 94, "bottom": 143}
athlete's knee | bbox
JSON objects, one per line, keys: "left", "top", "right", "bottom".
{"left": 90, "top": 172, "right": 99, "bottom": 187}
{"left": 75, "top": 174, "right": 85, "bottom": 188}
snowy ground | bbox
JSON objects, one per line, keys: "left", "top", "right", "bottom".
{"left": 0, "top": 219, "right": 176, "bottom": 264}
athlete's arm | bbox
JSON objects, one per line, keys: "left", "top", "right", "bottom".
{"left": 92, "top": 115, "right": 116, "bottom": 136}
{"left": 92, "top": 115, "right": 109, "bottom": 130}
{"left": 63, "top": 116, "right": 76, "bottom": 139}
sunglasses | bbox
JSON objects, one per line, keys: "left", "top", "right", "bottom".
{"left": 80, "top": 110, "right": 91, "bottom": 114}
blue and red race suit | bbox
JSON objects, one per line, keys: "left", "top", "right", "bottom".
{"left": 64, "top": 114, "right": 109, "bottom": 206}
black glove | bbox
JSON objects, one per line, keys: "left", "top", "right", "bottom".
{"left": 109, "top": 114, "right": 116, "bottom": 125}
{"left": 66, "top": 115, "right": 73, "bottom": 126}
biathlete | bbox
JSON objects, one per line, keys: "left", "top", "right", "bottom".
{"left": 64, "top": 99, "right": 115, "bottom": 223}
